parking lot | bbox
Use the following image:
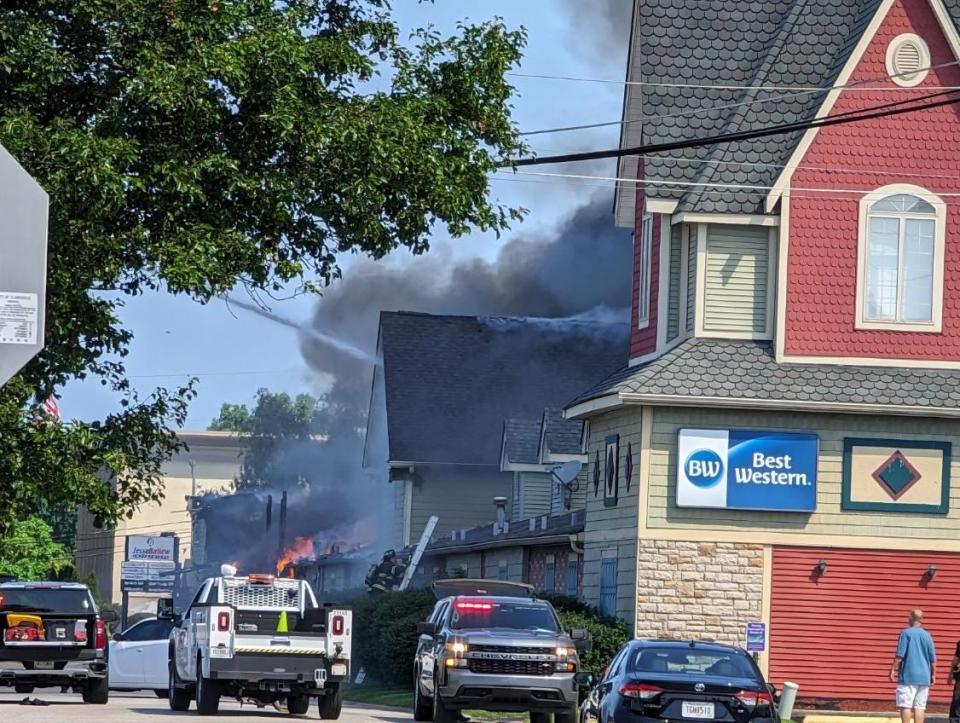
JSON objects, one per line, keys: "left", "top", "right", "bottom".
{"left": 0, "top": 691, "right": 413, "bottom": 722}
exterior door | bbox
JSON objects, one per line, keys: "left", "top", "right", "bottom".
{"left": 769, "top": 547, "right": 960, "bottom": 702}
{"left": 108, "top": 635, "right": 145, "bottom": 687}
{"left": 136, "top": 619, "right": 174, "bottom": 688}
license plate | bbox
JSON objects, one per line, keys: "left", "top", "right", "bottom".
{"left": 209, "top": 647, "right": 231, "bottom": 658}
{"left": 33, "top": 661, "right": 55, "bottom": 670}
{"left": 330, "top": 663, "right": 347, "bottom": 677}
{"left": 682, "top": 702, "right": 715, "bottom": 719}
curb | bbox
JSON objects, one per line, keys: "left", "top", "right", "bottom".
{"left": 799, "top": 716, "right": 949, "bottom": 723}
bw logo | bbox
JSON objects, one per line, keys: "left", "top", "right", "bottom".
{"left": 685, "top": 449, "right": 724, "bottom": 488}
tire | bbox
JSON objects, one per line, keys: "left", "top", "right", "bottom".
{"left": 82, "top": 676, "right": 109, "bottom": 704}
{"left": 530, "top": 713, "right": 551, "bottom": 723}
{"left": 317, "top": 684, "right": 343, "bottom": 720}
{"left": 555, "top": 703, "right": 579, "bottom": 723}
{"left": 431, "top": 675, "right": 455, "bottom": 723}
{"left": 154, "top": 688, "right": 169, "bottom": 699}
{"left": 195, "top": 656, "right": 221, "bottom": 716}
{"left": 412, "top": 667, "right": 432, "bottom": 722}
{"left": 168, "top": 657, "right": 191, "bottom": 712}
{"left": 288, "top": 694, "right": 310, "bottom": 715}
{"left": 14, "top": 684, "right": 34, "bottom": 694}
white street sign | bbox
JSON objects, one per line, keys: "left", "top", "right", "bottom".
{"left": 0, "top": 143, "right": 48, "bottom": 385}
{"left": 126, "top": 534, "right": 177, "bottom": 563}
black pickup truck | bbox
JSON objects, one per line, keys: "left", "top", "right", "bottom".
{"left": 0, "top": 581, "right": 112, "bottom": 703}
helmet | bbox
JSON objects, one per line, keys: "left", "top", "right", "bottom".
{"left": 383, "top": 549, "right": 396, "bottom": 558}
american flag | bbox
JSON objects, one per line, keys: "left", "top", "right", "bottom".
{"left": 41, "top": 396, "right": 60, "bottom": 420}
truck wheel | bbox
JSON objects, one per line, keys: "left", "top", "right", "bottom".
{"left": 287, "top": 694, "right": 310, "bottom": 715}
{"left": 168, "top": 657, "right": 192, "bottom": 711}
{"left": 530, "top": 713, "right": 551, "bottom": 723}
{"left": 555, "top": 703, "right": 579, "bottom": 723}
{"left": 81, "top": 676, "right": 109, "bottom": 704}
{"left": 15, "top": 684, "right": 34, "bottom": 694}
{"left": 431, "top": 675, "right": 455, "bottom": 723}
{"left": 317, "top": 684, "right": 343, "bottom": 720}
{"left": 195, "top": 656, "right": 221, "bottom": 716}
{"left": 412, "top": 669, "right": 432, "bottom": 721}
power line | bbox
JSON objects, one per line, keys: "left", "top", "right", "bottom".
{"left": 517, "top": 60, "right": 960, "bottom": 136}
{"left": 129, "top": 368, "right": 301, "bottom": 379}
{"left": 508, "top": 90, "right": 960, "bottom": 167}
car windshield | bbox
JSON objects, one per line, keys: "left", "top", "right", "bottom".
{"left": 631, "top": 647, "right": 757, "bottom": 679}
{"left": 450, "top": 600, "right": 559, "bottom": 632}
{"left": 0, "top": 588, "right": 94, "bottom": 615}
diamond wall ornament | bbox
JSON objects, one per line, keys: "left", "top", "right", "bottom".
{"left": 873, "top": 450, "right": 923, "bottom": 501}
{"left": 625, "top": 443, "right": 634, "bottom": 492}
{"left": 593, "top": 450, "right": 600, "bottom": 497}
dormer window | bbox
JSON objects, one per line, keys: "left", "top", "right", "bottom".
{"left": 856, "top": 186, "right": 945, "bottom": 332}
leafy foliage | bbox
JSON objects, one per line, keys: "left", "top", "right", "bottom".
{"left": 0, "top": 517, "right": 71, "bottom": 581}
{"left": 0, "top": 1, "right": 527, "bottom": 529}
{"left": 351, "top": 587, "right": 435, "bottom": 686}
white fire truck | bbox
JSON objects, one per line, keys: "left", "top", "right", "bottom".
{"left": 167, "top": 565, "right": 351, "bottom": 717}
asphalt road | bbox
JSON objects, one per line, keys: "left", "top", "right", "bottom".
{"left": 0, "top": 691, "right": 414, "bottom": 722}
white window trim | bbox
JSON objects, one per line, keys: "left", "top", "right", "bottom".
{"left": 637, "top": 214, "right": 653, "bottom": 329}
{"left": 886, "top": 33, "right": 931, "bottom": 88}
{"left": 855, "top": 184, "right": 945, "bottom": 333}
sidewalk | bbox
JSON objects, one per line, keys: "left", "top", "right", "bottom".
{"left": 798, "top": 713, "right": 949, "bottom": 723}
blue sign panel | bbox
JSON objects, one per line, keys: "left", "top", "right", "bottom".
{"left": 677, "top": 429, "right": 818, "bottom": 512}
{"left": 745, "top": 622, "right": 766, "bottom": 653}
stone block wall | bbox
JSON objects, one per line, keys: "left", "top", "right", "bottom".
{"left": 635, "top": 539, "right": 764, "bottom": 645}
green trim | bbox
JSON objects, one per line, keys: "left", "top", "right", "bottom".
{"left": 841, "top": 437, "right": 951, "bottom": 515}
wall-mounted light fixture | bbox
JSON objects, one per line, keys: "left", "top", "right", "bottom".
{"left": 815, "top": 560, "right": 827, "bottom": 577}
{"left": 926, "top": 564, "right": 938, "bottom": 581}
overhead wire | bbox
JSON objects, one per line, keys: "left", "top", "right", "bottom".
{"left": 517, "top": 60, "right": 960, "bottom": 136}
{"left": 508, "top": 89, "right": 960, "bottom": 167}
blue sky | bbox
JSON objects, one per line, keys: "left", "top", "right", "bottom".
{"left": 60, "top": 0, "right": 631, "bottom": 429}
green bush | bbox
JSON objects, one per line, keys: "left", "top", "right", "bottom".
{"left": 351, "top": 588, "right": 435, "bottom": 687}
{"left": 539, "top": 593, "right": 631, "bottom": 676}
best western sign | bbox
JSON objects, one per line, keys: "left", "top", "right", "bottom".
{"left": 677, "top": 429, "right": 819, "bottom": 512}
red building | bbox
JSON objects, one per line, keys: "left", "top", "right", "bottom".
{"left": 568, "top": 0, "right": 960, "bottom": 706}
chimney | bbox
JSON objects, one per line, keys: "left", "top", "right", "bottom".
{"left": 494, "top": 497, "right": 508, "bottom": 534}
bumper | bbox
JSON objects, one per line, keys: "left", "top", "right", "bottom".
{"left": 440, "top": 668, "right": 578, "bottom": 712}
{"left": 609, "top": 713, "right": 776, "bottom": 723}
{"left": 0, "top": 660, "right": 107, "bottom": 688}
{"left": 209, "top": 653, "right": 348, "bottom": 688}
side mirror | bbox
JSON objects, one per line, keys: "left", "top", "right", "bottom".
{"left": 417, "top": 622, "right": 438, "bottom": 636}
{"left": 156, "top": 598, "right": 174, "bottom": 620}
{"left": 172, "top": 613, "right": 183, "bottom": 626}
{"left": 571, "top": 628, "right": 593, "bottom": 652}
{"left": 574, "top": 671, "right": 596, "bottom": 688}
{"left": 112, "top": 632, "right": 124, "bottom": 642}
{"left": 769, "top": 684, "right": 780, "bottom": 701}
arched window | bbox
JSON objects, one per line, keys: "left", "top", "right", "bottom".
{"left": 858, "top": 186, "right": 945, "bottom": 331}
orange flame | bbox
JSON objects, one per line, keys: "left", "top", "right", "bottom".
{"left": 276, "top": 536, "right": 315, "bottom": 575}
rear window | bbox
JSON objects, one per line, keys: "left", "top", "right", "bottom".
{"left": 0, "top": 588, "right": 94, "bottom": 615}
{"left": 450, "top": 600, "right": 559, "bottom": 632}
{"left": 631, "top": 647, "right": 757, "bottom": 679}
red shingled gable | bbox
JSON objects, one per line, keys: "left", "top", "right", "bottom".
{"left": 785, "top": 0, "right": 960, "bottom": 360}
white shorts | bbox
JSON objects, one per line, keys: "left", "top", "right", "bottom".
{"left": 896, "top": 685, "right": 930, "bottom": 710}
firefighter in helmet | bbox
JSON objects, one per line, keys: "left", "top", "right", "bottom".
{"left": 366, "top": 549, "right": 406, "bottom": 594}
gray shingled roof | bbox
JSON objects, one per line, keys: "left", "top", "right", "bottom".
{"left": 502, "top": 418, "right": 543, "bottom": 465}
{"left": 621, "top": 0, "right": 955, "bottom": 216}
{"left": 380, "top": 312, "right": 628, "bottom": 466}
{"left": 425, "top": 511, "right": 585, "bottom": 554}
{"left": 541, "top": 408, "right": 585, "bottom": 456}
{"left": 569, "top": 338, "right": 960, "bottom": 412}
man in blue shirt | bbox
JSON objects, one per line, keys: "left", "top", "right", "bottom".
{"left": 890, "top": 610, "right": 937, "bottom": 723}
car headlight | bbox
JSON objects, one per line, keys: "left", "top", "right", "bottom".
{"left": 556, "top": 646, "right": 571, "bottom": 658}
{"left": 446, "top": 641, "right": 468, "bottom": 655}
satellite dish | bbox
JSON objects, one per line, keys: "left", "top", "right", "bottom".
{"left": 551, "top": 460, "right": 583, "bottom": 487}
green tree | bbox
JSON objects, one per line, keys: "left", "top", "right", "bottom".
{"left": 0, "top": 1, "right": 527, "bottom": 530}
{"left": 0, "top": 517, "right": 71, "bottom": 581}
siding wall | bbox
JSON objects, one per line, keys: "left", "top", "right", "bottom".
{"left": 702, "top": 225, "right": 770, "bottom": 335}
{"left": 582, "top": 409, "right": 642, "bottom": 627}
{"left": 631, "top": 213, "right": 662, "bottom": 359}
{"left": 409, "top": 467, "right": 513, "bottom": 544}
{"left": 648, "top": 406, "right": 960, "bottom": 539}
{"left": 667, "top": 223, "right": 683, "bottom": 341}
{"left": 686, "top": 226, "right": 697, "bottom": 332}
{"left": 517, "top": 472, "right": 553, "bottom": 520}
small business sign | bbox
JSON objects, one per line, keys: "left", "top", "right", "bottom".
{"left": 120, "top": 560, "right": 176, "bottom": 592}
{"left": 126, "top": 535, "right": 176, "bottom": 563}
{"left": 677, "top": 429, "right": 819, "bottom": 512}
{"left": 745, "top": 622, "right": 766, "bottom": 653}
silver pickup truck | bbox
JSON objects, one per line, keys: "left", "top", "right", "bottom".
{"left": 413, "top": 580, "right": 591, "bottom": 723}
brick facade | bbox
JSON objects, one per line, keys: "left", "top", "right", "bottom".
{"left": 528, "top": 545, "right": 583, "bottom": 597}
{"left": 634, "top": 540, "right": 764, "bottom": 645}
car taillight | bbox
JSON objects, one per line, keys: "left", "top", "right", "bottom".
{"left": 620, "top": 682, "right": 662, "bottom": 700}
{"left": 94, "top": 619, "right": 106, "bottom": 650}
{"left": 331, "top": 614, "right": 344, "bottom": 636}
{"left": 736, "top": 690, "right": 773, "bottom": 707}
{"left": 5, "top": 626, "right": 40, "bottom": 642}
{"left": 217, "top": 611, "right": 231, "bottom": 632}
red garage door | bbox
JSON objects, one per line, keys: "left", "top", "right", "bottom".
{"left": 770, "top": 547, "right": 960, "bottom": 703}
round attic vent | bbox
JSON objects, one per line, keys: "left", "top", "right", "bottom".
{"left": 886, "top": 34, "right": 930, "bottom": 86}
